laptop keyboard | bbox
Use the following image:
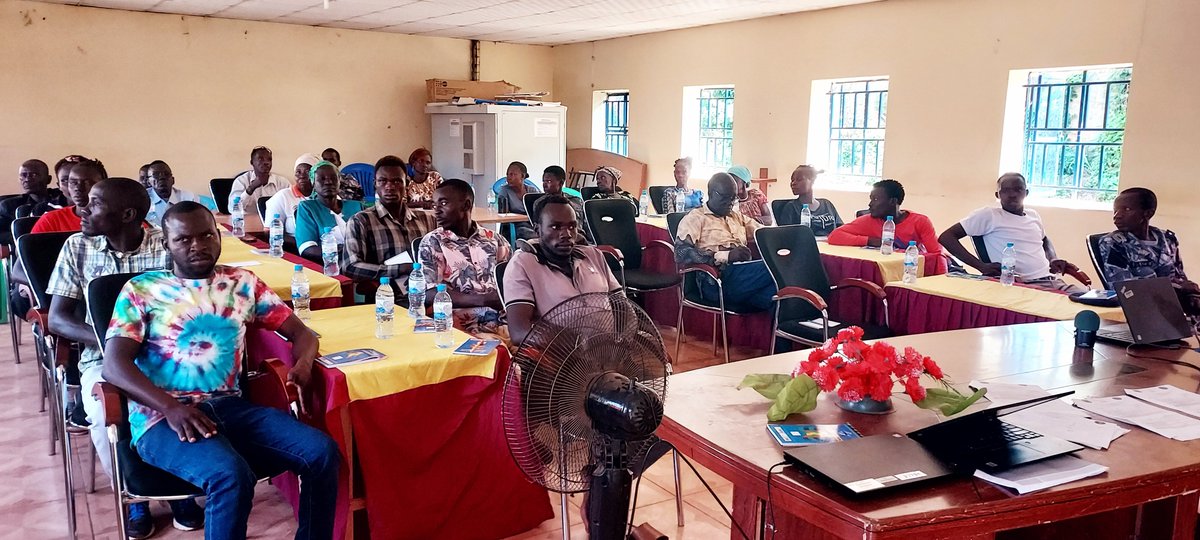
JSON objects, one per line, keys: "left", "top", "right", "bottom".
{"left": 1097, "top": 328, "right": 1134, "bottom": 342}
{"left": 999, "top": 423, "right": 1041, "bottom": 442}
{"left": 963, "top": 422, "right": 1042, "bottom": 451}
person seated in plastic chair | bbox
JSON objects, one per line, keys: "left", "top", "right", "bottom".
{"left": 496, "top": 161, "right": 541, "bottom": 241}
{"left": 229, "top": 146, "right": 291, "bottom": 216}
{"left": 321, "top": 147, "right": 364, "bottom": 202}
{"left": 938, "top": 172, "right": 1088, "bottom": 292}
{"left": 674, "top": 172, "right": 776, "bottom": 312}
{"left": 541, "top": 165, "right": 589, "bottom": 243}
{"left": 145, "top": 160, "right": 199, "bottom": 228}
{"left": 829, "top": 178, "right": 947, "bottom": 274}
{"left": 661, "top": 157, "right": 703, "bottom": 214}
{"left": 294, "top": 161, "right": 365, "bottom": 263}
{"left": 101, "top": 202, "right": 340, "bottom": 540}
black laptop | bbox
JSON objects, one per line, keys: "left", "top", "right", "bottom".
{"left": 784, "top": 392, "right": 1084, "bottom": 496}
{"left": 1096, "top": 277, "right": 1193, "bottom": 345}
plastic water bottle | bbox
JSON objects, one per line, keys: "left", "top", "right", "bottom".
{"left": 1000, "top": 242, "right": 1017, "bottom": 287}
{"left": 291, "top": 265, "right": 311, "bottom": 321}
{"left": 800, "top": 204, "right": 812, "bottom": 227}
{"left": 269, "top": 213, "right": 284, "bottom": 257}
{"left": 487, "top": 190, "right": 498, "bottom": 212}
{"left": 880, "top": 215, "right": 896, "bottom": 255}
{"left": 407, "top": 263, "right": 426, "bottom": 319}
{"left": 903, "top": 241, "right": 919, "bottom": 284}
{"left": 320, "top": 227, "right": 339, "bottom": 276}
{"left": 376, "top": 277, "right": 394, "bottom": 339}
{"left": 638, "top": 189, "right": 649, "bottom": 216}
{"left": 675, "top": 189, "right": 686, "bottom": 213}
{"left": 231, "top": 197, "right": 245, "bottom": 237}
{"left": 433, "top": 284, "right": 454, "bottom": 348}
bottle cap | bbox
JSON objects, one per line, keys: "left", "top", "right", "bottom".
{"left": 802, "top": 204, "right": 809, "bottom": 209}
{"left": 294, "top": 264, "right": 302, "bottom": 271}
{"left": 437, "top": 284, "right": 447, "bottom": 292}
{"left": 909, "top": 240, "right": 916, "bottom": 246}
{"left": 274, "top": 214, "right": 280, "bottom": 218}
{"left": 323, "top": 227, "right": 331, "bottom": 234}
{"left": 1006, "top": 242, "right": 1014, "bottom": 247}
{"left": 886, "top": 215, "right": 894, "bottom": 220}
{"left": 413, "top": 262, "right": 421, "bottom": 269}
{"left": 381, "top": 277, "right": 390, "bottom": 284}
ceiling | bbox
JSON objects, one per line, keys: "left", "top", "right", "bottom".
{"left": 35, "top": 0, "right": 881, "bottom": 45}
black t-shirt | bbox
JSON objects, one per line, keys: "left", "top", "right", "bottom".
{"left": 775, "top": 198, "right": 844, "bottom": 236}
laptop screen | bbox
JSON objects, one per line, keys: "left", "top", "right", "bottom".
{"left": 1115, "top": 277, "right": 1193, "bottom": 344}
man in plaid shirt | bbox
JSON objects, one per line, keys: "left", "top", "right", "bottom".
{"left": 344, "top": 155, "right": 436, "bottom": 298}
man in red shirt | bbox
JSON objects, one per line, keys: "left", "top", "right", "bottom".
{"left": 828, "top": 179, "right": 946, "bottom": 273}
{"left": 32, "top": 158, "right": 105, "bottom": 234}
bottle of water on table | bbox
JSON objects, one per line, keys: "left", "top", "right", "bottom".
{"left": 408, "top": 263, "right": 426, "bottom": 319}
{"left": 638, "top": 189, "right": 649, "bottom": 217}
{"left": 231, "top": 197, "right": 245, "bottom": 237}
{"left": 320, "top": 227, "right": 339, "bottom": 276}
{"left": 1000, "top": 242, "right": 1016, "bottom": 287}
{"left": 903, "top": 241, "right": 919, "bottom": 284}
{"left": 291, "top": 265, "right": 311, "bottom": 321}
{"left": 675, "top": 189, "right": 686, "bottom": 213}
{"left": 433, "top": 284, "right": 453, "bottom": 349}
{"left": 880, "top": 215, "right": 896, "bottom": 255}
{"left": 376, "top": 277, "right": 394, "bottom": 339}
{"left": 487, "top": 190, "right": 497, "bottom": 212}
{"left": 800, "top": 204, "right": 812, "bottom": 227}
{"left": 269, "top": 213, "right": 284, "bottom": 258}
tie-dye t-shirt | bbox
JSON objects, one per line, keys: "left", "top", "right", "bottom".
{"left": 106, "top": 267, "right": 292, "bottom": 442}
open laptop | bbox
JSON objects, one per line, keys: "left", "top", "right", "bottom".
{"left": 784, "top": 392, "right": 1083, "bottom": 496}
{"left": 1096, "top": 277, "right": 1193, "bottom": 346}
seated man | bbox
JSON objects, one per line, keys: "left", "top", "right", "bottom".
{"left": 589, "top": 166, "right": 638, "bottom": 215}
{"left": 674, "top": 172, "right": 775, "bottom": 312}
{"left": 322, "top": 147, "right": 364, "bottom": 201}
{"left": 102, "top": 202, "right": 339, "bottom": 540}
{"left": 1099, "top": 187, "right": 1199, "bottom": 326}
{"left": 662, "top": 157, "right": 703, "bottom": 214}
{"left": 504, "top": 194, "right": 623, "bottom": 346}
{"left": 2, "top": 159, "right": 69, "bottom": 244}
{"left": 264, "top": 153, "right": 318, "bottom": 236}
{"left": 830, "top": 178, "right": 946, "bottom": 273}
{"left": 938, "top": 173, "right": 1087, "bottom": 292}
{"left": 145, "top": 160, "right": 198, "bottom": 227}
{"left": 46, "top": 178, "right": 193, "bottom": 538}
{"left": 775, "top": 164, "right": 844, "bottom": 237}
{"left": 418, "top": 179, "right": 511, "bottom": 340}
{"left": 32, "top": 158, "right": 103, "bottom": 233}
{"left": 542, "top": 165, "right": 588, "bottom": 242}
{"left": 228, "top": 146, "right": 290, "bottom": 214}
{"left": 344, "top": 155, "right": 435, "bottom": 298}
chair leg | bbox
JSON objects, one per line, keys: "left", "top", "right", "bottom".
{"left": 110, "top": 428, "right": 128, "bottom": 540}
{"left": 9, "top": 312, "right": 20, "bottom": 364}
{"left": 87, "top": 444, "right": 96, "bottom": 494}
{"left": 711, "top": 316, "right": 718, "bottom": 356}
{"left": 559, "top": 492, "right": 572, "bottom": 540}
{"left": 672, "top": 450, "right": 685, "bottom": 527}
{"left": 674, "top": 299, "right": 685, "bottom": 363}
{"left": 39, "top": 364, "right": 48, "bottom": 413}
{"left": 720, "top": 313, "right": 730, "bottom": 364}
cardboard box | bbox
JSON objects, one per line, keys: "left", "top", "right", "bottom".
{"left": 425, "top": 79, "right": 521, "bottom": 102}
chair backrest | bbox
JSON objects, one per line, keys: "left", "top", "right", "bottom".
{"left": 256, "top": 196, "right": 269, "bottom": 222}
{"left": 583, "top": 198, "right": 643, "bottom": 271}
{"left": 647, "top": 186, "right": 669, "bottom": 214}
{"left": 492, "top": 178, "right": 541, "bottom": 196}
{"left": 11, "top": 216, "right": 39, "bottom": 245}
{"left": 341, "top": 163, "right": 375, "bottom": 202}
{"left": 495, "top": 260, "right": 509, "bottom": 302}
{"left": 15, "top": 204, "right": 33, "bottom": 219}
{"left": 665, "top": 211, "right": 706, "bottom": 301}
{"left": 86, "top": 272, "right": 142, "bottom": 348}
{"left": 210, "top": 178, "right": 235, "bottom": 215}
{"left": 971, "top": 236, "right": 991, "bottom": 263}
{"left": 1085, "top": 233, "right": 1110, "bottom": 289}
{"left": 754, "top": 225, "right": 833, "bottom": 322}
{"left": 770, "top": 200, "right": 790, "bottom": 225}
{"left": 18, "top": 231, "right": 75, "bottom": 310}
{"left": 523, "top": 193, "right": 545, "bottom": 225}
{"left": 855, "top": 208, "right": 870, "bottom": 217}
{"left": 411, "top": 237, "right": 422, "bottom": 261}
{"left": 580, "top": 186, "right": 601, "bottom": 201}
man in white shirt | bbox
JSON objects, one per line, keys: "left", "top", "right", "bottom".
{"left": 228, "top": 146, "right": 290, "bottom": 214}
{"left": 145, "top": 160, "right": 198, "bottom": 228}
{"left": 938, "top": 172, "right": 1091, "bottom": 292}
{"left": 264, "top": 153, "right": 318, "bottom": 235}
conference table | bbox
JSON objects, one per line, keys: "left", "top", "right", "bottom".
{"left": 217, "top": 234, "right": 349, "bottom": 309}
{"left": 247, "top": 305, "right": 552, "bottom": 540}
{"left": 659, "top": 322, "right": 1200, "bottom": 539}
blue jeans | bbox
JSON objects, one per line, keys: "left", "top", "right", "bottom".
{"left": 135, "top": 396, "right": 340, "bottom": 540}
{"left": 700, "top": 260, "right": 777, "bottom": 312}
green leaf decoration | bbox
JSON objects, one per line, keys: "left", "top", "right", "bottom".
{"left": 737, "top": 373, "right": 793, "bottom": 400}
{"left": 916, "top": 387, "right": 988, "bottom": 417}
{"left": 766, "top": 375, "right": 820, "bottom": 422}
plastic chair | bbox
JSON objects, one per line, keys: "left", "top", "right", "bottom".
{"left": 580, "top": 186, "right": 601, "bottom": 201}
{"left": 755, "top": 225, "right": 891, "bottom": 352}
{"left": 583, "top": 198, "right": 680, "bottom": 296}
{"left": 491, "top": 177, "right": 541, "bottom": 195}
{"left": 209, "top": 178, "right": 235, "bottom": 215}
{"left": 342, "top": 163, "right": 375, "bottom": 203}
{"left": 522, "top": 193, "right": 546, "bottom": 225}
{"left": 256, "top": 197, "right": 269, "bottom": 223}
{"left": 855, "top": 208, "right": 870, "bottom": 217}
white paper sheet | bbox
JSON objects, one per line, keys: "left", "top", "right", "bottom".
{"left": 1074, "top": 395, "right": 1200, "bottom": 441}
{"left": 974, "top": 455, "right": 1108, "bottom": 494}
{"left": 1126, "top": 385, "right": 1200, "bottom": 418}
{"left": 971, "top": 381, "right": 1125, "bottom": 449}
{"left": 223, "top": 261, "right": 262, "bottom": 268}
{"left": 384, "top": 251, "right": 413, "bottom": 265}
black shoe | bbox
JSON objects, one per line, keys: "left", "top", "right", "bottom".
{"left": 169, "top": 498, "right": 205, "bottom": 531}
{"left": 126, "top": 502, "right": 155, "bottom": 540}
{"left": 65, "top": 400, "right": 89, "bottom": 429}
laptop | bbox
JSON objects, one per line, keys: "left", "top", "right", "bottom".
{"left": 1096, "top": 277, "right": 1193, "bottom": 345}
{"left": 784, "top": 392, "right": 1084, "bottom": 495}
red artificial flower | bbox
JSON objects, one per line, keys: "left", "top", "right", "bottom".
{"left": 922, "top": 357, "right": 944, "bottom": 379}
{"left": 868, "top": 373, "right": 894, "bottom": 401}
{"left": 813, "top": 364, "right": 841, "bottom": 391}
{"left": 836, "top": 327, "right": 857, "bottom": 342}
{"left": 837, "top": 377, "right": 865, "bottom": 402}
{"left": 904, "top": 375, "right": 927, "bottom": 402}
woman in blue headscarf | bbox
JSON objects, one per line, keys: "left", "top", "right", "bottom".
{"left": 294, "top": 160, "right": 365, "bottom": 262}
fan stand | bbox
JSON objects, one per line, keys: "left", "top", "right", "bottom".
{"left": 585, "top": 438, "right": 633, "bottom": 540}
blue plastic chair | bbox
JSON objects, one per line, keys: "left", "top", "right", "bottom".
{"left": 342, "top": 163, "right": 375, "bottom": 203}
{"left": 491, "top": 177, "right": 541, "bottom": 195}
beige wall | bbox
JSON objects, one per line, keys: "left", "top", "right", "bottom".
{"left": 0, "top": 0, "right": 553, "bottom": 194}
{"left": 552, "top": 0, "right": 1200, "bottom": 274}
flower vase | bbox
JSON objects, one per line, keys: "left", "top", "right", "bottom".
{"left": 834, "top": 396, "right": 894, "bottom": 414}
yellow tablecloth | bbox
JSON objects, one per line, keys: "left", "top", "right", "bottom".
{"left": 888, "top": 275, "right": 1125, "bottom": 322}
{"left": 817, "top": 242, "right": 927, "bottom": 282}
{"left": 307, "top": 305, "right": 499, "bottom": 401}
{"left": 219, "top": 236, "right": 342, "bottom": 300}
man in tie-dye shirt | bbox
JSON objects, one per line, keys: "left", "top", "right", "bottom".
{"left": 102, "top": 202, "right": 339, "bottom": 540}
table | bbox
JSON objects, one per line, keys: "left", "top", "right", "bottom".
{"left": 885, "top": 275, "right": 1124, "bottom": 335}
{"left": 817, "top": 243, "right": 945, "bottom": 326}
{"left": 472, "top": 207, "right": 530, "bottom": 225}
{"left": 659, "top": 322, "right": 1200, "bottom": 539}
{"left": 218, "top": 235, "right": 348, "bottom": 309}
{"left": 247, "top": 305, "right": 553, "bottom": 539}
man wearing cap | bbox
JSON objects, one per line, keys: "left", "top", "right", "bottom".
{"left": 728, "top": 164, "right": 773, "bottom": 226}
{"left": 263, "top": 153, "right": 319, "bottom": 235}
{"left": 588, "top": 165, "right": 639, "bottom": 215}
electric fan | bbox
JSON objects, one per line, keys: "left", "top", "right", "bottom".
{"left": 502, "top": 291, "right": 670, "bottom": 540}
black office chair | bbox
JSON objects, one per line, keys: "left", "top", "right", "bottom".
{"left": 855, "top": 208, "right": 870, "bottom": 217}
{"left": 580, "top": 186, "right": 601, "bottom": 201}
{"left": 15, "top": 203, "right": 34, "bottom": 219}
{"left": 87, "top": 272, "right": 296, "bottom": 540}
{"left": 210, "top": 178, "right": 236, "bottom": 215}
{"left": 1085, "top": 233, "right": 1111, "bottom": 290}
{"left": 256, "top": 197, "right": 269, "bottom": 223}
{"left": 522, "top": 193, "right": 545, "bottom": 225}
{"left": 971, "top": 235, "right": 992, "bottom": 263}
{"left": 647, "top": 186, "right": 670, "bottom": 214}
{"left": 8, "top": 215, "right": 40, "bottom": 365}
{"left": 770, "top": 200, "right": 790, "bottom": 225}
{"left": 583, "top": 198, "right": 681, "bottom": 296}
{"left": 666, "top": 212, "right": 762, "bottom": 364}
{"left": 755, "top": 225, "right": 891, "bottom": 352}
{"left": 495, "top": 260, "right": 509, "bottom": 303}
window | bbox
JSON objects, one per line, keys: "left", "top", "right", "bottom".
{"left": 1019, "top": 66, "right": 1132, "bottom": 202}
{"left": 697, "top": 87, "right": 735, "bottom": 168}
{"left": 805, "top": 77, "right": 888, "bottom": 190}
{"left": 602, "top": 92, "right": 629, "bottom": 156}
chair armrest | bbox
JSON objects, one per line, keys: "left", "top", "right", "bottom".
{"left": 774, "top": 286, "right": 828, "bottom": 312}
{"left": 680, "top": 263, "right": 720, "bottom": 280}
{"left": 27, "top": 308, "right": 48, "bottom": 329}
{"left": 53, "top": 335, "right": 74, "bottom": 370}
{"left": 644, "top": 239, "right": 675, "bottom": 257}
{"left": 259, "top": 357, "right": 300, "bottom": 405}
{"left": 92, "top": 382, "right": 127, "bottom": 428}
{"left": 1065, "top": 268, "right": 1092, "bottom": 287}
{"left": 595, "top": 245, "right": 624, "bottom": 262}
{"left": 0, "top": 245, "right": 9, "bottom": 259}
{"left": 830, "top": 278, "right": 886, "bottom": 299}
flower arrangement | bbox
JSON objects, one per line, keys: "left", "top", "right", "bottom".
{"left": 740, "top": 327, "right": 985, "bottom": 421}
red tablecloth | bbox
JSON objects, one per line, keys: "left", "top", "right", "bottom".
{"left": 819, "top": 251, "right": 945, "bottom": 326}
{"left": 247, "top": 330, "right": 553, "bottom": 539}
{"left": 884, "top": 284, "right": 1055, "bottom": 335}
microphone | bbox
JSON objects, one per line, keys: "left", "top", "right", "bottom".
{"left": 1074, "top": 309, "right": 1100, "bottom": 349}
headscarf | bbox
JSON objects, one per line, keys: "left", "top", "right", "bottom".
{"left": 295, "top": 153, "right": 321, "bottom": 171}
{"left": 727, "top": 165, "right": 752, "bottom": 185}
{"left": 308, "top": 160, "right": 339, "bottom": 200}
{"left": 595, "top": 165, "right": 623, "bottom": 183}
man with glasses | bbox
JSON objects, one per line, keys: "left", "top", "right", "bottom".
{"left": 145, "top": 160, "right": 198, "bottom": 227}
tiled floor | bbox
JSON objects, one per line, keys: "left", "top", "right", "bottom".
{"left": 0, "top": 322, "right": 762, "bottom": 539}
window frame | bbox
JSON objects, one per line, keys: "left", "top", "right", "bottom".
{"left": 602, "top": 91, "right": 629, "bottom": 156}
{"left": 696, "top": 87, "right": 735, "bottom": 168}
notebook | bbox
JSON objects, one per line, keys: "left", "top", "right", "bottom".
{"left": 767, "top": 423, "right": 861, "bottom": 446}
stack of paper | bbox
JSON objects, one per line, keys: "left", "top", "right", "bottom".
{"left": 974, "top": 455, "right": 1108, "bottom": 494}
{"left": 969, "top": 381, "right": 1129, "bottom": 449}
{"left": 1126, "top": 385, "right": 1200, "bottom": 417}
{"left": 1074, "top": 394, "right": 1200, "bottom": 441}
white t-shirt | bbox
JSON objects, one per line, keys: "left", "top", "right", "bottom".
{"left": 958, "top": 207, "right": 1051, "bottom": 280}
{"left": 263, "top": 188, "right": 303, "bottom": 235}
{"left": 229, "top": 171, "right": 291, "bottom": 214}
